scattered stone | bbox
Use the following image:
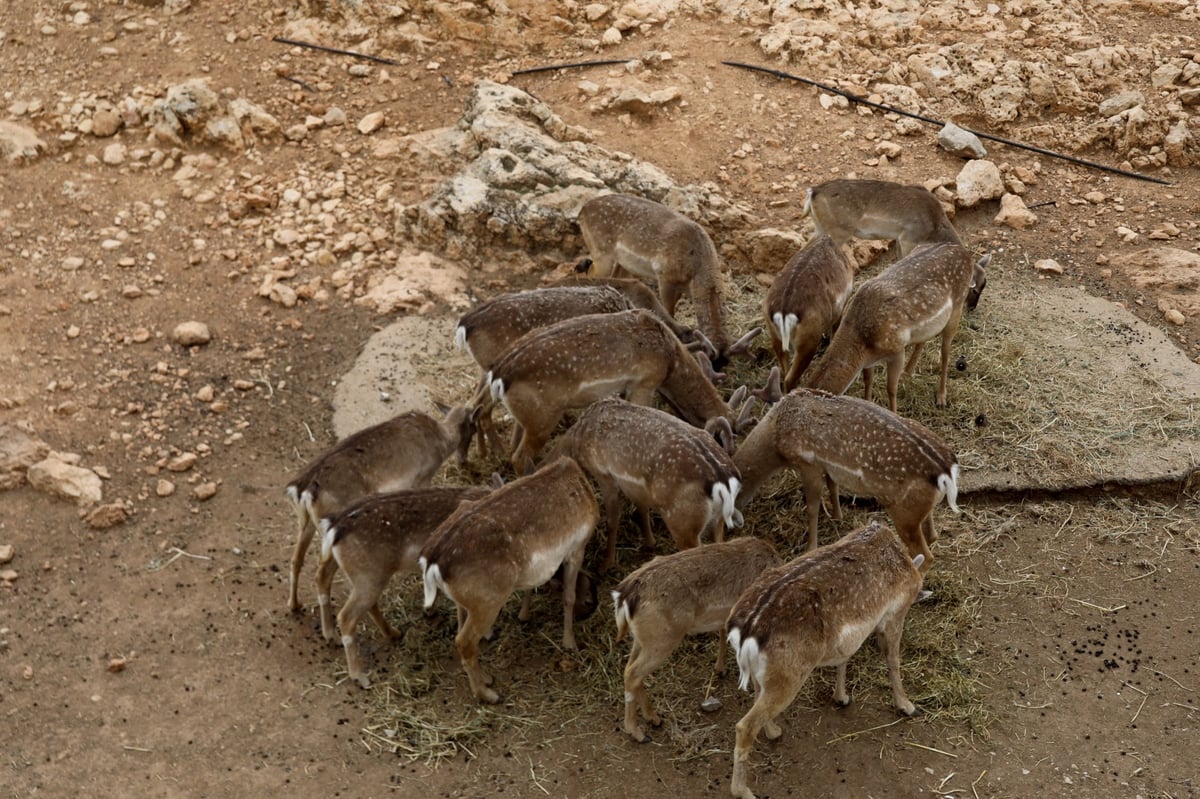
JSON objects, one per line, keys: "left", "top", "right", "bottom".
{"left": 1, "top": 570, "right": 17, "bottom": 584}
{"left": 0, "top": 423, "right": 51, "bottom": 490}
{"left": 284, "top": 123, "right": 308, "bottom": 142}
{"left": 195, "top": 385, "right": 215, "bottom": 402}
{"left": 193, "top": 482, "right": 219, "bottom": 501}
{"left": 107, "top": 657, "right": 128, "bottom": 673}
{"left": 955, "top": 159, "right": 1005, "bottom": 207}
{"left": 156, "top": 479, "right": 176, "bottom": 497}
{"left": 1084, "top": 191, "right": 1106, "bottom": 204}
{"left": 91, "top": 110, "right": 122, "bottom": 138}
{"left": 324, "top": 107, "right": 347, "bottom": 126}
{"left": 1098, "top": 91, "right": 1144, "bottom": 118}
{"left": 938, "top": 122, "right": 987, "bottom": 158}
{"left": 0, "top": 120, "right": 47, "bottom": 162}
{"left": 1165, "top": 308, "right": 1186, "bottom": 325}
{"left": 994, "top": 193, "right": 1038, "bottom": 229}
{"left": 0, "top": 544, "right": 13, "bottom": 564}
{"left": 167, "top": 453, "right": 198, "bottom": 472}
{"left": 700, "top": 696, "right": 722, "bottom": 712}
{"left": 739, "top": 228, "right": 807, "bottom": 272}
{"left": 172, "top": 321, "right": 211, "bottom": 346}
{"left": 122, "top": 285, "right": 143, "bottom": 299}
{"left": 86, "top": 503, "right": 129, "bottom": 530}
{"left": 1034, "top": 259, "right": 1064, "bottom": 275}
{"left": 27, "top": 456, "right": 103, "bottom": 506}
{"left": 357, "top": 111, "right": 385, "bottom": 134}
{"left": 602, "top": 26, "right": 622, "bottom": 45}
{"left": 349, "top": 64, "right": 372, "bottom": 78}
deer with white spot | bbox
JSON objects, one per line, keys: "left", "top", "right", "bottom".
{"left": 806, "top": 241, "right": 990, "bottom": 411}
{"left": 314, "top": 485, "right": 492, "bottom": 688}
{"left": 733, "top": 386, "right": 958, "bottom": 568}
{"left": 477, "top": 309, "right": 755, "bottom": 474}
{"left": 419, "top": 457, "right": 600, "bottom": 704}
{"left": 577, "top": 193, "right": 759, "bottom": 367}
{"left": 763, "top": 234, "right": 856, "bottom": 392}
{"left": 284, "top": 405, "right": 475, "bottom": 611}
{"left": 612, "top": 536, "right": 781, "bottom": 742}
{"left": 551, "top": 396, "right": 744, "bottom": 572}
{"left": 727, "top": 520, "right": 925, "bottom": 799}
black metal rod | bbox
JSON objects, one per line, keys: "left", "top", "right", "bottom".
{"left": 272, "top": 36, "right": 403, "bottom": 66}
{"left": 721, "top": 60, "right": 1172, "bottom": 186}
{"left": 512, "top": 59, "right": 635, "bottom": 77}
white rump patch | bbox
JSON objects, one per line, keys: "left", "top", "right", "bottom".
{"left": 771, "top": 312, "right": 798, "bottom": 353}
{"left": 733, "top": 633, "right": 762, "bottom": 693}
{"left": 454, "top": 324, "right": 468, "bottom": 352}
{"left": 938, "top": 464, "right": 961, "bottom": 512}
{"left": 711, "top": 478, "right": 743, "bottom": 528}
{"left": 420, "top": 558, "right": 443, "bottom": 609}
{"left": 613, "top": 592, "right": 631, "bottom": 637}
{"left": 488, "top": 373, "right": 505, "bottom": 403}
{"left": 319, "top": 518, "right": 337, "bottom": 560}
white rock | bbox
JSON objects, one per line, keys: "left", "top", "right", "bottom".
{"left": 994, "top": 193, "right": 1038, "bottom": 229}
{"left": 62, "top": 256, "right": 85, "bottom": 271}
{"left": 602, "top": 26, "right": 622, "bottom": 45}
{"left": 955, "top": 159, "right": 1005, "bottom": 207}
{"left": 1034, "top": 258, "right": 1064, "bottom": 274}
{"left": 324, "top": 107, "right": 348, "bottom": 126}
{"left": 357, "top": 112, "right": 385, "bottom": 134}
{"left": 0, "top": 423, "right": 51, "bottom": 490}
{"left": 1164, "top": 308, "right": 1186, "bottom": 325}
{"left": 156, "top": 479, "right": 176, "bottom": 497}
{"left": 938, "top": 122, "right": 987, "bottom": 159}
{"left": 102, "top": 143, "right": 126, "bottom": 165}
{"left": 172, "top": 321, "right": 211, "bottom": 346}
{"left": 27, "top": 456, "right": 103, "bottom": 506}
{"left": 284, "top": 123, "right": 308, "bottom": 142}
{"left": 0, "top": 544, "right": 13, "bottom": 564}
{"left": 0, "top": 120, "right": 47, "bottom": 162}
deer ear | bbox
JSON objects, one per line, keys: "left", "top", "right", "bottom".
{"left": 735, "top": 393, "right": 759, "bottom": 433}
{"left": 705, "top": 417, "right": 736, "bottom": 455}
{"left": 751, "top": 366, "right": 783, "bottom": 405}
{"left": 694, "top": 350, "right": 727, "bottom": 384}
{"left": 490, "top": 472, "right": 505, "bottom": 489}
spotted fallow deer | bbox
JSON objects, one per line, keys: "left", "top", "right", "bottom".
{"left": 806, "top": 178, "right": 961, "bottom": 255}
{"left": 284, "top": 405, "right": 475, "bottom": 611}
{"left": 551, "top": 397, "right": 745, "bottom": 572}
{"left": 612, "top": 536, "right": 781, "bottom": 742}
{"left": 314, "top": 485, "right": 492, "bottom": 688}
{"left": 806, "top": 242, "right": 991, "bottom": 411}
{"left": 733, "top": 386, "right": 959, "bottom": 568}
{"left": 763, "top": 234, "right": 856, "bottom": 392}
{"left": 577, "top": 193, "right": 758, "bottom": 367}
{"left": 727, "top": 520, "right": 924, "bottom": 799}
{"left": 478, "top": 309, "right": 754, "bottom": 474}
{"left": 419, "top": 457, "right": 600, "bottom": 704}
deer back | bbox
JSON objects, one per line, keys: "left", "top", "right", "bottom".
{"left": 806, "top": 242, "right": 978, "bottom": 394}
{"left": 286, "top": 409, "right": 467, "bottom": 513}
{"left": 806, "top": 179, "right": 962, "bottom": 253}
{"left": 727, "top": 520, "right": 922, "bottom": 664}
{"left": 486, "top": 309, "right": 679, "bottom": 420}
{"left": 562, "top": 397, "right": 740, "bottom": 510}
{"left": 420, "top": 457, "right": 599, "bottom": 594}
{"left": 552, "top": 275, "right": 696, "bottom": 341}
{"left": 614, "top": 537, "right": 781, "bottom": 637}
{"left": 323, "top": 485, "right": 492, "bottom": 574}
{"left": 455, "top": 285, "right": 634, "bottom": 371}
{"left": 656, "top": 335, "right": 737, "bottom": 429}
{"left": 755, "top": 389, "right": 958, "bottom": 505}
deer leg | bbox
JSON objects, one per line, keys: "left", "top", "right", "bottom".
{"left": 732, "top": 668, "right": 811, "bottom": 799}
{"left": 833, "top": 662, "right": 851, "bottom": 707}
{"left": 884, "top": 352, "right": 906, "bottom": 413}
{"left": 622, "top": 631, "right": 681, "bottom": 741}
{"left": 288, "top": 509, "right": 317, "bottom": 611}
{"left": 597, "top": 476, "right": 625, "bottom": 573}
{"left": 889, "top": 506, "right": 934, "bottom": 573}
{"left": 315, "top": 551, "right": 340, "bottom": 641}
{"left": 825, "top": 474, "right": 842, "bottom": 522}
{"left": 767, "top": 324, "right": 788, "bottom": 379}
{"left": 935, "top": 320, "right": 961, "bottom": 408}
{"left": 714, "top": 626, "right": 728, "bottom": 675}
{"left": 367, "top": 601, "right": 403, "bottom": 641}
{"left": 877, "top": 613, "right": 918, "bottom": 716}
{"left": 661, "top": 500, "right": 707, "bottom": 552}
{"left": 784, "top": 335, "right": 822, "bottom": 393}
{"left": 902, "top": 341, "right": 926, "bottom": 376}
{"left": 797, "top": 463, "right": 826, "bottom": 552}
{"left": 560, "top": 541, "right": 588, "bottom": 651}
{"left": 337, "top": 589, "right": 384, "bottom": 689}
{"left": 659, "top": 278, "right": 685, "bottom": 318}
{"left": 922, "top": 513, "right": 938, "bottom": 545}
{"left": 861, "top": 365, "right": 874, "bottom": 405}
{"left": 456, "top": 602, "right": 504, "bottom": 703}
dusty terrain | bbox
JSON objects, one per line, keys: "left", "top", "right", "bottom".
{"left": 2, "top": 2, "right": 1199, "bottom": 798}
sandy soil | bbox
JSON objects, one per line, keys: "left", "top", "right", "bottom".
{"left": 2, "top": 2, "right": 1198, "bottom": 798}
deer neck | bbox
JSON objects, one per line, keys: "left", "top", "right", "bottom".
{"left": 730, "top": 419, "right": 787, "bottom": 508}
{"left": 808, "top": 336, "right": 872, "bottom": 395}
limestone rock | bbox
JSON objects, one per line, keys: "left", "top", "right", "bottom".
{"left": 0, "top": 423, "right": 51, "bottom": 490}
{"left": 938, "top": 122, "right": 986, "bottom": 159}
{"left": 148, "top": 79, "right": 278, "bottom": 149}
{"left": 356, "top": 251, "right": 471, "bottom": 314}
{"left": 27, "top": 456, "right": 103, "bottom": 506}
{"left": 994, "top": 193, "right": 1037, "bottom": 229}
{"left": 1034, "top": 259, "right": 1064, "bottom": 275}
{"left": 172, "top": 321, "right": 211, "bottom": 346}
{"left": 91, "top": 109, "right": 122, "bottom": 138}
{"left": 0, "top": 121, "right": 47, "bottom": 162}
{"left": 86, "top": 503, "right": 129, "bottom": 529}
{"left": 740, "top": 228, "right": 808, "bottom": 272}
{"left": 955, "top": 160, "right": 1004, "bottom": 207}
{"left": 1098, "top": 91, "right": 1144, "bottom": 118}
{"left": 358, "top": 112, "right": 385, "bottom": 134}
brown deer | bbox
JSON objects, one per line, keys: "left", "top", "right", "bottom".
{"left": 727, "top": 520, "right": 925, "bottom": 799}
{"left": 805, "top": 178, "right": 962, "bottom": 258}
{"left": 806, "top": 242, "right": 990, "bottom": 411}
{"left": 734, "top": 387, "right": 959, "bottom": 568}
{"left": 314, "top": 485, "right": 492, "bottom": 688}
{"left": 478, "top": 309, "right": 754, "bottom": 474}
{"left": 763, "top": 234, "right": 856, "bottom": 392}
{"left": 550, "top": 397, "right": 744, "bottom": 572}
{"left": 577, "top": 193, "right": 757, "bottom": 366}
{"left": 419, "top": 457, "right": 600, "bottom": 704}
{"left": 284, "top": 405, "right": 475, "bottom": 611}
{"left": 612, "top": 536, "right": 781, "bottom": 742}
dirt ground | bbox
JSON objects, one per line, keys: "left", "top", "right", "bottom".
{"left": 2, "top": 2, "right": 1199, "bottom": 798}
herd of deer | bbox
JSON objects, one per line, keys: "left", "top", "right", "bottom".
{"left": 284, "top": 178, "right": 989, "bottom": 799}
